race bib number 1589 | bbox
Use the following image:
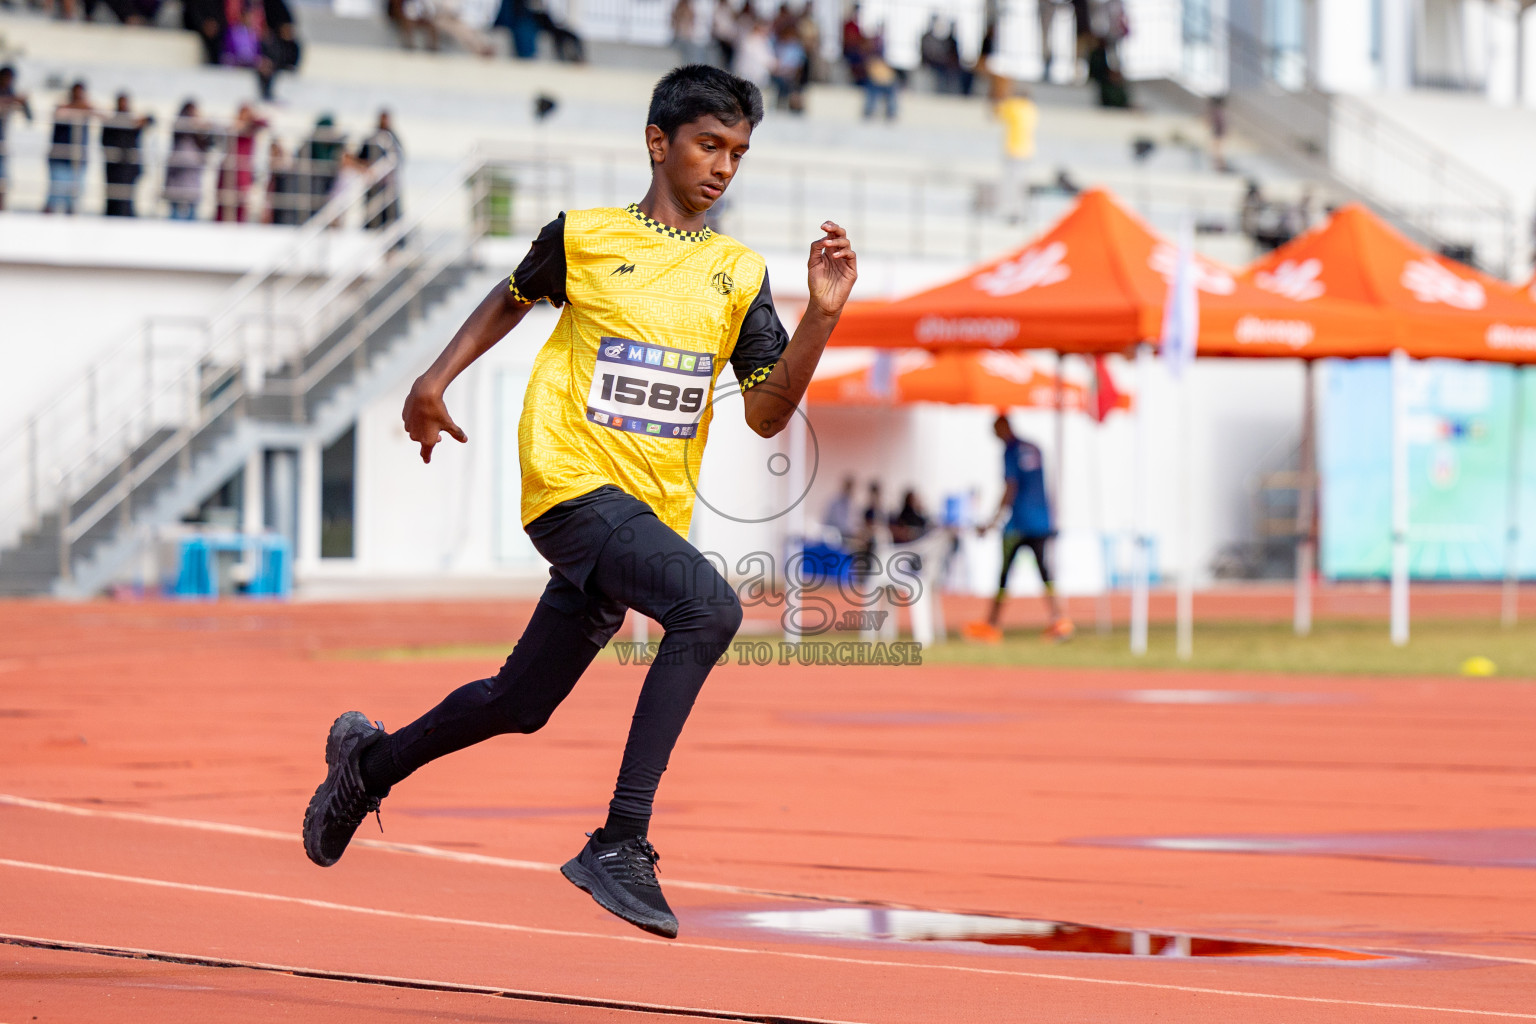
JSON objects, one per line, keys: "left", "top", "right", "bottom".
{"left": 586, "top": 337, "right": 714, "bottom": 440}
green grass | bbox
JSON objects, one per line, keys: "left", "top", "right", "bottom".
{"left": 319, "top": 642, "right": 515, "bottom": 663}
{"left": 920, "top": 617, "right": 1536, "bottom": 679}
{"left": 320, "top": 618, "right": 1536, "bottom": 679}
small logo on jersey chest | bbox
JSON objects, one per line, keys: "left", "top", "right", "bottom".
{"left": 711, "top": 270, "right": 734, "bottom": 295}
{"left": 611, "top": 262, "right": 637, "bottom": 277}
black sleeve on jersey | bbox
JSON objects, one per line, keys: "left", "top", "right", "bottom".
{"left": 509, "top": 213, "right": 568, "bottom": 307}
{"left": 731, "top": 268, "right": 790, "bottom": 392}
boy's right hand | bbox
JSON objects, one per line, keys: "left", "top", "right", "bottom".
{"left": 402, "top": 379, "right": 467, "bottom": 464}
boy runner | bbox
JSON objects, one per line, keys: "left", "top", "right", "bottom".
{"left": 302, "top": 65, "right": 857, "bottom": 939}
{"left": 966, "top": 413, "right": 1074, "bottom": 643}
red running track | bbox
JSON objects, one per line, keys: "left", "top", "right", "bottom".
{"left": 1, "top": 598, "right": 1534, "bottom": 1022}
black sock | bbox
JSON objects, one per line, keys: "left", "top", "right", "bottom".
{"left": 595, "top": 812, "right": 648, "bottom": 844}
{"left": 359, "top": 734, "right": 400, "bottom": 797}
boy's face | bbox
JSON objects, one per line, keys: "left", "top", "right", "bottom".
{"left": 646, "top": 113, "right": 753, "bottom": 215}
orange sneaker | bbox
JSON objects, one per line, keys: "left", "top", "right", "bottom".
{"left": 1044, "top": 618, "right": 1076, "bottom": 643}
{"left": 963, "top": 620, "right": 1003, "bottom": 644}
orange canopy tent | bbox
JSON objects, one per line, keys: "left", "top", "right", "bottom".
{"left": 1242, "top": 204, "right": 1536, "bottom": 363}
{"left": 830, "top": 188, "right": 1392, "bottom": 358}
{"left": 1243, "top": 204, "right": 1536, "bottom": 643}
{"left": 806, "top": 349, "right": 1131, "bottom": 414}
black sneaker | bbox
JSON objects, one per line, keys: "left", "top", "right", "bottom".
{"left": 302, "top": 711, "right": 388, "bottom": 867}
{"left": 561, "top": 833, "right": 678, "bottom": 938}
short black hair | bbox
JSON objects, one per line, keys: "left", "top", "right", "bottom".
{"left": 647, "top": 64, "right": 764, "bottom": 140}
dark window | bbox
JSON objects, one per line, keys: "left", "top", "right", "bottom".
{"left": 321, "top": 426, "right": 356, "bottom": 559}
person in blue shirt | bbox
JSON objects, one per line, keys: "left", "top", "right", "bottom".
{"left": 967, "top": 413, "right": 1073, "bottom": 642}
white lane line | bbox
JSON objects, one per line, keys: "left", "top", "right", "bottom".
{"left": 5, "top": 792, "right": 1536, "bottom": 971}
{"left": 0, "top": 793, "right": 879, "bottom": 904}
{"left": 1, "top": 857, "right": 1534, "bottom": 1020}
{"left": 0, "top": 932, "right": 869, "bottom": 1024}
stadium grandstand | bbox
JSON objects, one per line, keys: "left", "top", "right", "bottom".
{"left": 7, "top": 0, "right": 1529, "bottom": 607}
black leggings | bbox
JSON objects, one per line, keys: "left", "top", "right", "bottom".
{"left": 375, "top": 511, "right": 742, "bottom": 822}
{"left": 999, "top": 532, "right": 1052, "bottom": 593}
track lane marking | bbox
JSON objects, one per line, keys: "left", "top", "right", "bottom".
{"left": 2, "top": 857, "right": 1534, "bottom": 1020}
{"left": 0, "top": 793, "right": 900, "bottom": 904}
{"left": 4, "top": 792, "right": 1535, "bottom": 971}
{"left": 0, "top": 932, "right": 868, "bottom": 1024}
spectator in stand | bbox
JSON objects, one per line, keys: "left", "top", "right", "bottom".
{"left": 1037, "top": 0, "right": 1065, "bottom": 80}
{"left": 164, "top": 100, "right": 214, "bottom": 219}
{"left": 976, "top": 14, "right": 997, "bottom": 80}
{"left": 184, "top": 0, "right": 228, "bottom": 65}
{"left": 494, "top": 0, "right": 585, "bottom": 61}
{"left": 387, "top": 0, "right": 436, "bottom": 50}
{"left": 410, "top": 0, "right": 496, "bottom": 57}
{"left": 822, "top": 475, "right": 856, "bottom": 548}
{"left": 299, "top": 114, "right": 346, "bottom": 222}
{"left": 711, "top": 0, "right": 739, "bottom": 69}
{"left": 856, "top": 480, "right": 884, "bottom": 566}
{"left": 860, "top": 30, "right": 897, "bottom": 121}
{"left": 44, "top": 82, "right": 96, "bottom": 215}
{"left": 769, "top": 21, "right": 806, "bottom": 112}
{"left": 1087, "top": 42, "right": 1130, "bottom": 107}
{"left": 100, "top": 91, "right": 153, "bottom": 217}
{"left": 991, "top": 77, "right": 1037, "bottom": 225}
{"left": 358, "top": 109, "right": 404, "bottom": 230}
{"left": 840, "top": 2, "right": 866, "bottom": 84}
{"left": 1207, "top": 95, "right": 1228, "bottom": 172}
{"left": 1239, "top": 178, "right": 1265, "bottom": 240}
{"left": 671, "top": 0, "right": 713, "bottom": 66}
{"left": 216, "top": 103, "right": 267, "bottom": 222}
{"left": 82, "top": 0, "right": 155, "bottom": 24}
{"left": 258, "top": 0, "right": 302, "bottom": 99}
{"left": 733, "top": 13, "right": 775, "bottom": 89}
{"left": 919, "top": 16, "right": 950, "bottom": 91}
{"left": 264, "top": 139, "right": 302, "bottom": 225}
{"left": 1070, "top": 0, "right": 1092, "bottom": 74}
{"left": 1294, "top": 187, "right": 1314, "bottom": 232}
{"left": 220, "top": 3, "right": 265, "bottom": 75}
{"left": 769, "top": 1, "right": 794, "bottom": 41}
{"left": 888, "top": 490, "right": 931, "bottom": 545}
{"left": 795, "top": 4, "right": 823, "bottom": 85}
{"left": 920, "top": 16, "right": 969, "bottom": 94}
{"left": 0, "top": 67, "right": 34, "bottom": 213}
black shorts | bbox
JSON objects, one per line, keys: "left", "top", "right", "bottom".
{"left": 1000, "top": 531, "right": 1051, "bottom": 590}
{"left": 523, "top": 484, "right": 653, "bottom": 647}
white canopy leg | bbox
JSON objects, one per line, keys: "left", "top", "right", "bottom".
{"left": 1390, "top": 348, "right": 1410, "bottom": 647}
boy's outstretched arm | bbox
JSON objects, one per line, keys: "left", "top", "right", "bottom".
{"left": 403, "top": 278, "right": 531, "bottom": 463}
{"left": 742, "top": 221, "right": 857, "bottom": 438}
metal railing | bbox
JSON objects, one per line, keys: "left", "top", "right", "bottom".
{"left": 0, "top": 106, "right": 398, "bottom": 223}
{"left": 0, "top": 152, "right": 409, "bottom": 558}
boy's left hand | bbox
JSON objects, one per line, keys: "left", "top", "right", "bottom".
{"left": 807, "top": 221, "right": 857, "bottom": 317}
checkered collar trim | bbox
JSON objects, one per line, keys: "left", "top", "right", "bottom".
{"left": 627, "top": 203, "right": 712, "bottom": 243}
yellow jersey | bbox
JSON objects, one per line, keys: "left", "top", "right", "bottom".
{"left": 509, "top": 204, "right": 788, "bottom": 536}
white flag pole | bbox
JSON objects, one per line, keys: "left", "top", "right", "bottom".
{"left": 1176, "top": 373, "right": 1194, "bottom": 662}
{"left": 1390, "top": 347, "right": 1410, "bottom": 647}
{"left": 1130, "top": 343, "right": 1150, "bottom": 656}
{"left": 784, "top": 398, "right": 807, "bottom": 645}
{"left": 1294, "top": 359, "right": 1316, "bottom": 637}
{"left": 1162, "top": 219, "right": 1198, "bottom": 661}
{"left": 1503, "top": 365, "right": 1525, "bottom": 628}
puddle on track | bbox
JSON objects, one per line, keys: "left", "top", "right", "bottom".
{"left": 727, "top": 907, "right": 1390, "bottom": 962}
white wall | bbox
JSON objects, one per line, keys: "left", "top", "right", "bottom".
{"left": 1314, "top": 0, "right": 1377, "bottom": 94}
{"left": 0, "top": 265, "right": 235, "bottom": 434}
